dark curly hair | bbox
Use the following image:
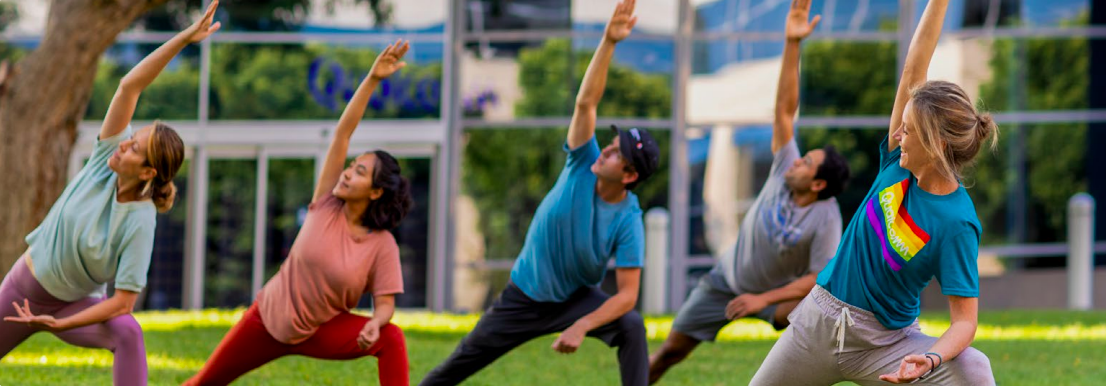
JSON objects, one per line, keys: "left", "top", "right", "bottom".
{"left": 361, "top": 150, "right": 414, "bottom": 231}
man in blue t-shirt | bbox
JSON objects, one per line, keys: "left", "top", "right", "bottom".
{"left": 421, "top": 2, "right": 660, "bottom": 386}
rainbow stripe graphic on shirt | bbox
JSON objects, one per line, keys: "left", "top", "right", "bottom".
{"left": 863, "top": 178, "right": 931, "bottom": 271}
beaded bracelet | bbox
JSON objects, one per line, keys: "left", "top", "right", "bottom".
{"left": 924, "top": 352, "right": 944, "bottom": 369}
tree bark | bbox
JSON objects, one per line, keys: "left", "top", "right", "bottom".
{"left": 0, "top": 0, "right": 167, "bottom": 277}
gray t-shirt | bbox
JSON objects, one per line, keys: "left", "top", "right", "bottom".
{"left": 711, "top": 138, "right": 843, "bottom": 295}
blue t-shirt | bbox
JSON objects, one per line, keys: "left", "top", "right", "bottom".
{"left": 510, "top": 136, "right": 646, "bottom": 302}
{"left": 25, "top": 126, "right": 157, "bottom": 302}
{"left": 817, "top": 136, "right": 981, "bottom": 330}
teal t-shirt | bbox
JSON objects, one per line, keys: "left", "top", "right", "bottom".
{"left": 25, "top": 126, "right": 158, "bottom": 302}
{"left": 510, "top": 136, "right": 646, "bottom": 303}
{"left": 817, "top": 136, "right": 981, "bottom": 330}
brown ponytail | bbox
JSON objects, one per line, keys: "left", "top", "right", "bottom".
{"left": 145, "top": 121, "right": 185, "bottom": 213}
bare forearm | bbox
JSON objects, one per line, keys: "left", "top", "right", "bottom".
{"left": 889, "top": 0, "right": 948, "bottom": 145}
{"left": 927, "top": 320, "right": 976, "bottom": 362}
{"left": 371, "top": 297, "right": 396, "bottom": 327}
{"left": 575, "top": 292, "right": 636, "bottom": 332}
{"left": 335, "top": 76, "right": 382, "bottom": 139}
{"left": 902, "top": 0, "right": 948, "bottom": 85}
{"left": 56, "top": 296, "right": 132, "bottom": 331}
{"left": 758, "top": 274, "right": 815, "bottom": 305}
{"left": 568, "top": 38, "right": 617, "bottom": 149}
{"left": 314, "top": 77, "right": 380, "bottom": 200}
{"left": 119, "top": 33, "right": 192, "bottom": 93}
{"left": 578, "top": 38, "right": 617, "bottom": 107}
{"left": 772, "top": 39, "right": 802, "bottom": 152}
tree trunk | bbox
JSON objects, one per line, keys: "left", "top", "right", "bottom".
{"left": 0, "top": 0, "right": 167, "bottom": 277}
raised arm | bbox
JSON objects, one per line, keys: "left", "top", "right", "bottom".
{"left": 313, "top": 40, "right": 409, "bottom": 203}
{"left": 887, "top": 0, "right": 949, "bottom": 151}
{"left": 772, "top": 0, "right": 821, "bottom": 154}
{"left": 100, "top": 0, "right": 221, "bottom": 140}
{"left": 566, "top": 0, "right": 637, "bottom": 150}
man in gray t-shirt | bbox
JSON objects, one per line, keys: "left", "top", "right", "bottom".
{"left": 647, "top": 2, "right": 851, "bottom": 383}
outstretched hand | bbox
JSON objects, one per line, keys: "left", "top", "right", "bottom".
{"left": 3, "top": 299, "right": 62, "bottom": 332}
{"left": 879, "top": 354, "right": 933, "bottom": 383}
{"left": 185, "top": 0, "right": 222, "bottom": 43}
{"left": 604, "top": 0, "right": 638, "bottom": 43}
{"left": 785, "top": 0, "right": 821, "bottom": 41}
{"left": 370, "top": 39, "right": 411, "bottom": 81}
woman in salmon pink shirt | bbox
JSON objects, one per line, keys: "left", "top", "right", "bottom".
{"left": 185, "top": 40, "right": 415, "bottom": 386}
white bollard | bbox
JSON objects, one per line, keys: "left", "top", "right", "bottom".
{"left": 1068, "top": 193, "right": 1095, "bottom": 310}
{"left": 644, "top": 208, "right": 670, "bottom": 314}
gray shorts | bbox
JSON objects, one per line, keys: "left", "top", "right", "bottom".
{"left": 670, "top": 275, "right": 778, "bottom": 342}
{"left": 750, "top": 285, "right": 996, "bottom": 386}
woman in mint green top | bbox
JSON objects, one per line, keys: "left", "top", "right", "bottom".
{"left": 0, "top": 3, "right": 221, "bottom": 385}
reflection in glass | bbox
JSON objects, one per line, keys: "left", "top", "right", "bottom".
{"left": 86, "top": 44, "right": 201, "bottom": 120}
{"left": 978, "top": 37, "right": 1091, "bottom": 112}
{"left": 146, "top": 160, "right": 191, "bottom": 310}
{"left": 694, "top": 0, "right": 898, "bottom": 33}
{"left": 264, "top": 158, "right": 315, "bottom": 283}
{"left": 463, "top": 38, "right": 672, "bottom": 121}
{"left": 466, "top": 0, "right": 570, "bottom": 32}
{"left": 205, "top": 159, "right": 257, "bottom": 308}
{"left": 572, "top": 0, "right": 677, "bottom": 35}
{"left": 211, "top": 43, "right": 443, "bottom": 119}
{"left": 132, "top": 0, "right": 445, "bottom": 33}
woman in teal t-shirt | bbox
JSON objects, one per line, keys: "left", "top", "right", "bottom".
{"left": 0, "top": 3, "right": 221, "bottom": 385}
{"left": 751, "top": 0, "right": 999, "bottom": 385}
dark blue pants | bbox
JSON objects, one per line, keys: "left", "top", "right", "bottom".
{"left": 420, "top": 283, "right": 648, "bottom": 386}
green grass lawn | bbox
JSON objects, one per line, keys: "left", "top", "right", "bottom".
{"left": 2, "top": 309, "right": 1104, "bottom": 385}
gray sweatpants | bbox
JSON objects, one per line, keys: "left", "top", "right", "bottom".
{"left": 750, "top": 285, "right": 995, "bottom": 386}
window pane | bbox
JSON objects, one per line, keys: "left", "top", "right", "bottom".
{"left": 925, "top": 0, "right": 1094, "bottom": 30}
{"left": 977, "top": 37, "right": 1093, "bottom": 112}
{"left": 466, "top": 0, "right": 571, "bottom": 32}
{"left": 393, "top": 157, "right": 432, "bottom": 308}
{"left": 205, "top": 159, "right": 257, "bottom": 308}
{"left": 695, "top": 0, "right": 898, "bottom": 33}
{"left": 690, "top": 39, "right": 898, "bottom": 122}
{"left": 689, "top": 39, "right": 785, "bottom": 124}
{"left": 573, "top": 37, "right": 674, "bottom": 119}
{"left": 211, "top": 42, "right": 443, "bottom": 119}
{"left": 968, "top": 123, "right": 1088, "bottom": 247}
{"left": 464, "top": 38, "right": 673, "bottom": 121}
{"left": 799, "top": 40, "right": 897, "bottom": 116}
{"left": 462, "top": 39, "right": 574, "bottom": 119}
{"left": 87, "top": 43, "right": 201, "bottom": 121}
{"left": 264, "top": 158, "right": 315, "bottom": 283}
{"left": 572, "top": 0, "right": 677, "bottom": 35}
{"left": 210, "top": 0, "right": 447, "bottom": 33}
{"left": 146, "top": 160, "right": 191, "bottom": 310}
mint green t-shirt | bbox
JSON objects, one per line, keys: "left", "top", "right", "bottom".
{"left": 25, "top": 126, "right": 157, "bottom": 302}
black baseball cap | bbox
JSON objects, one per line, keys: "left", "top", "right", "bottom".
{"left": 610, "top": 125, "right": 660, "bottom": 188}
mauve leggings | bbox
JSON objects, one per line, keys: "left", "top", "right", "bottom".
{"left": 0, "top": 256, "right": 148, "bottom": 386}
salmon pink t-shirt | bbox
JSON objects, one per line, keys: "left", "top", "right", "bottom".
{"left": 257, "top": 192, "right": 404, "bottom": 344}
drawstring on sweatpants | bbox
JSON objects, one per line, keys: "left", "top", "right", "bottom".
{"left": 833, "top": 307, "right": 855, "bottom": 353}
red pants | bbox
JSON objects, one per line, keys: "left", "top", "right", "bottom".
{"left": 184, "top": 303, "right": 408, "bottom": 386}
